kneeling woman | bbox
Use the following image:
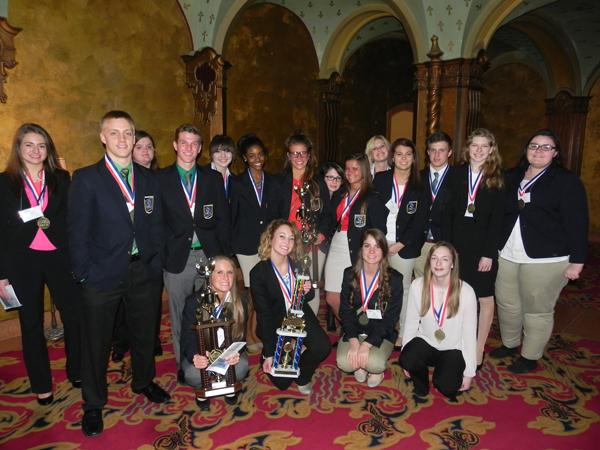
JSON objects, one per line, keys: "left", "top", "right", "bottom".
{"left": 180, "top": 255, "right": 248, "bottom": 407}
{"left": 251, "top": 219, "right": 331, "bottom": 394}
{"left": 399, "top": 242, "right": 477, "bottom": 400}
{"left": 337, "top": 229, "right": 402, "bottom": 387}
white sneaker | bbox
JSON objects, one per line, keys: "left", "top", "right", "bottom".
{"left": 367, "top": 372, "right": 384, "bottom": 388}
{"left": 297, "top": 383, "right": 312, "bottom": 395}
{"left": 354, "top": 369, "right": 367, "bottom": 383}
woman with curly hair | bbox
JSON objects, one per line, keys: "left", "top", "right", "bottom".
{"left": 443, "top": 128, "right": 505, "bottom": 371}
{"left": 250, "top": 219, "right": 331, "bottom": 394}
{"left": 364, "top": 135, "right": 391, "bottom": 177}
{"left": 336, "top": 229, "right": 402, "bottom": 387}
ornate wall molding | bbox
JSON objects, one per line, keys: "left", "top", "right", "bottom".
{"left": 0, "top": 17, "right": 22, "bottom": 103}
{"left": 318, "top": 71, "right": 344, "bottom": 162}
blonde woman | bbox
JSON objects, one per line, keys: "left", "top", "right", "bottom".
{"left": 365, "top": 135, "right": 391, "bottom": 177}
{"left": 399, "top": 242, "right": 477, "bottom": 400}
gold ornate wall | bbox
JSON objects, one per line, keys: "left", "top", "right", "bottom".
{"left": 0, "top": 0, "right": 193, "bottom": 171}
{"left": 582, "top": 80, "right": 600, "bottom": 233}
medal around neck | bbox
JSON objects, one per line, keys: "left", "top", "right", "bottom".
{"left": 37, "top": 216, "right": 51, "bottom": 230}
{"left": 434, "top": 328, "right": 445, "bottom": 341}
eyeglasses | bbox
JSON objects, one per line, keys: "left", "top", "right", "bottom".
{"left": 289, "top": 150, "right": 308, "bottom": 158}
{"left": 528, "top": 143, "right": 555, "bottom": 152}
{"left": 325, "top": 175, "right": 342, "bottom": 182}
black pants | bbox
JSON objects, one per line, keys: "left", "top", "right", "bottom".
{"left": 267, "top": 308, "right": 331, "bottom": 390}
{"left": 399, "top": 337, "right": 465, "bottom": 400}
{"left": 80, "top": 260, "right": 161, "bottom": 411}
{"left": 10, "top": 249, "right": 82, "bottom": 393}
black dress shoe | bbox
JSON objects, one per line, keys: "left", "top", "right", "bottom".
{"left": 82, "top": 409, "right": 103, "bottom": 436}
{"left": 71, "top": 379, "right": 82, "bottom": 389}
{"left": 507, "top": 356, "right": 538, "bottom": 374}
{"left": 195, "top": 397, "right": 210, "bottom": 411}
{"left": 36, "top": 393, "right": 54, "bottom": 405}
{"left": 224, "top": 393, "right": 238, "bottom": 405}
{"left": 177, "top": 369, "right": 186, "bottom": 385}
{"left": 135, "top": 382, "right": 170, "bottom": 403}
{"left": 489, "top": 345, "right": 518, "bottom": 359}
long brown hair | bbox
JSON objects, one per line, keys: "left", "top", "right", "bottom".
{"left": 420, "top": 241, "right": 462, "bottom": 319}
{"left": 210, "top": 255, "right": 245, "bottom": 340}
{"left": 348, "top": 229, "right": 391, "bottom": 308}
{"left": 257, "top": 219, "right": 304, "bottom": 262}
{"left": 461, "top": 128, "right": 504, "bottom": 189}
{"left": 389, "top": 138, "right": 422, "bottom": 191}
{"left": 5, "top": 123, "right": 61, "bottom": 195}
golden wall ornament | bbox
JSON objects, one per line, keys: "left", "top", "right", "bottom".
{"left": 0, "top": 17, "right": 22, "bottom": 103}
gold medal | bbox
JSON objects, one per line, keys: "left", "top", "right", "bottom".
{"left": 518, "top": 199, "right": 525, "bottom": 209}
{"left": 358, "top": 312, "right": 369, "bottom": 326}
{"left": 434, "top": 328, "right": 445, "bottom": 341}
{"left": 37, "top": 216, "right": 50, "bottom": 230}
{"left": 467, "top": 203, "right": 475, "bottom": 213}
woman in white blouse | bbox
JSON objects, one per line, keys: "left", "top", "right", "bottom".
{"left": 399, "top": 242, "right": 477, "bottom": 400}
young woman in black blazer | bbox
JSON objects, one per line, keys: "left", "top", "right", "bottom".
{"left": 337, "top": 229, "right": 402, "bottom": 387}
{"left": 492, "top": 130, "right": 588, "bottom": 373}
{"left": 0, "top": 123, "right": 81, "bottom": 405}
{"left": 324, "top": 153, "right": 387, "bottom": 320}
{"left": 250, "top": 219, "right": 331, "bottom": 394}
{"left": 373, "top": 138, "right": 429, "bottom": 345}
{"left": 443, "top": 128, "right": 505, "bottom": 370}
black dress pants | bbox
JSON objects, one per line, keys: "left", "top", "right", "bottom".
{"left": 10, "top": 249, "right": 82, "bottom": 393}
{"left": 399, "top": 337, "right": 465, "bottom": 399}
{"left": 80, "top": 260, "right": 161, "bottom": 411}
{"left": 267, "top": 308, "right": 331, "bottom": 390}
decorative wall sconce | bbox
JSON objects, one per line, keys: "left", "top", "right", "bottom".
{"left": 0, "top": 17, "right": 22, "bottom": 103}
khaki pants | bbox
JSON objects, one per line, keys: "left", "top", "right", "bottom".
{"left": 388, "top": 253, "right": 415, "bottom": 335}
{"left": 495, "top": 257, "right": 569, "bottom": 360}
{"left": 336, "top": 336, "right": 394, "bottom": 374}
{"left": 413, "top": 242, "right": 435, "bottom": 279}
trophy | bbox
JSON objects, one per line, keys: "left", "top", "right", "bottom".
{"left": 193, "top": 261, "right": 242, "bottom": 398}
{"left": 294, "top": 182, "right": 321, "bottom": 288}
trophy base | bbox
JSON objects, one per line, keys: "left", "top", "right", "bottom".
{"left": 270, "top": 367, "right": 300, "bottom": 378}
{"left": 197, "top": 381, "right": 242, "bottom": 398}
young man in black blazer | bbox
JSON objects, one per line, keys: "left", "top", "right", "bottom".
{"left": 157, "top": 124, "right": 230, "bottom": 381}
{"left": 413, "top": 131, "right": 454, "bottom": 278}
{"left": 69, "top": 111, "right": 169, "bottom": 437}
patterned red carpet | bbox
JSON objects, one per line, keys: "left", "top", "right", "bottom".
{"left": 1, "top": 245, "right": 599, "bottom": 449}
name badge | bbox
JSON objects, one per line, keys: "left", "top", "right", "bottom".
{"left": 203, "top": 204, "right": 214, "bottom": 219}
{"left": 18, "top": 205, "right": 43, "bottom": 223}
{"left": 366, "top": 309, "right": 382, "bottom": 320}
{"left": 217, "top": 327, "right": 225, "bottom": 347}
{"left": 354, "top": 214, "right": 366, "bottom": 228}
{"left": 385, "top": 198, "right": 399, "bottom": 214}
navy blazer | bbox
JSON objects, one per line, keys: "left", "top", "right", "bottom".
{"left": 230, "top": 169, "right": 276, "bottom": 255}
{"left": 420, "top": 165, "right": 454, "bottom": 241}
{"left": 157, "top": 164, "right": 231, "bottom": 273}
{"left": 339, "top": 266, "right": 403, "bottom": 347}
{"left": 500, "top": 164, "right": 588, "bottom": 262}
{"left": 250, "top": 259, "right": 315, "bottom": 359}
{"left": 0, "top": 170, "right": 71, "bottom": 279}
{"left": 373, "top": 170, "right": 430, "bottom": 258}
{"left": 68, "top": 159, "right": 163, "bottom": 291}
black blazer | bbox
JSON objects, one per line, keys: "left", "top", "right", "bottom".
{"left": 325, "top": 187, "right": 387, "bottom": 264}
{"left": 157, "top": 164, "right": 231, "bottom": 273}
{"left": 339, "top": 267, "right": 403, "bottom": 347}
{"left": 0, "top": 170, "right": 71, "bottom": 279}
{"left": 68, "top": 160, "right": 163, "bottom": 291}
{"left": 230, "top": 169, "right": 276, "bottom": 255}
{"left": 250, "top": 259, "right": 315, "bottom": 358}
{"left": 203, "top": 163, "right": 233, "bottom": 199}
{"left": 373, "top": 170, "right": 430, "bottom": 258}
{"left": 500, "top": 165, "right": 588, "bottom": 262}
{"left": 421, "top": 165, "right": 454, "bottom": 241}
{"left": 443, "top": 164, "right": 505, "bottom": 260}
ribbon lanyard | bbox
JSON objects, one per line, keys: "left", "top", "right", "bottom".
{"left": 339, "top": 189, "right": 361, "bottom": 222}
{"left": 430, "top": 166, "right": 449, "bottom": 202}
{"left": 392, "top": 174, "right": 407, "bottom": 207}
{"left": 213, "top": 292, "right": 231, "bottom": 319}
{"left": 248, "top": 170, "right": 264, "bottom": 206}
{"left": 360, "top": 269, "right": 380, "bottom": 311}
{"left": 180, "top": 169, "right": 197, "bottom": 213}
{"left": 104, "top": 155, "right": 135, "bottom": 207}
{"left": 430, "top": 282, "right": 451, "bottom": 328}
{"left": 518, "top": 167, "right": 547, "bottom": 200}
{"left": 224, "top": 171, "right": 229, "bottom": 197}
{"left": 271, "top": 259, "right": 295, "bottom": 308}
{"left": 22, "top": 170, "right": 47, "bottom": 207}
{"left": 467, "top": 166, "right": 483, "bottom": 206}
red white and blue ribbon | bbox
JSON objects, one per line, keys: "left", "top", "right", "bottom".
{"left": 430, "top": 165, "right": 449, "bottom": 202}
{"left": 467, "top": 166, "right": 483, "bottom": 207}
{"left": 104, "top": 155, "right": 135, "bottom": 207}
{"left": 431, "top": 283, "right": 451, "bottom": 328}
{"left": 392, "top": 174, "right": 407, "bottom": 207}
{"left": 22, "top": 169, "right": 47, "bottom": 207}
{"left": 360, "top": 269, "right": 380, "bottom": 311}
{"left": 271, "top": 259, "right": 295, "bottom": 308}
{"left": 338, "top": 189, "right": 361, "bottom": 222}
{"left": 180, "top": 169, "right": 197, "bottom": 212}
{"left": 248, "top": 170, "right": 264, "bottom": 206}
{"left": 518, "top": 167, "right": 547, "bottom": 202}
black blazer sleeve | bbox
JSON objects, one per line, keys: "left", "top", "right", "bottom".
{"left": 482, "top": 184, "right": 505, "bottom": 259}
{"left": 365, "top": 269, "right": 402, "bottom": 348}
{"left": 250, "top": 261, "right": 280, "bottom": 358}
{"left": 339, "top": 267, "right": 359, "bottom": 340}
{"left": 181, "top": 293, "right": 199, "bottom": 363}
{"left": 68, "top": 168, "right": 95, "bottom": 282}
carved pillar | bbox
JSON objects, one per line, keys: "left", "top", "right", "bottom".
{"left": 426, "top": 36, "right": 444, "bottom": 137}
{"left": 318, "top": 72, "right": 344, "bottom": 162}
{"left": 182, "top": 47, "right": 230, "bottom": 138}
{"left": 0, "top": 17, "right": 22, "bottom": 103}
{"left": 545, "top": 91, "right": 590, "bottom": 175}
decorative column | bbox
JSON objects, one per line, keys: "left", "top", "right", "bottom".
{"left": 545, "top": 91, "right": 590, "bottom": 175}
{"left": 318, "top": 72, "right": 344, "bottom": 163}
{"left": 0, "top": 17, "right": 22, "bottom": 103}
{"left": 426, "top": 36, "right": 444, "bottom": 137}
{"left": 181, "top": 47, "right": 230, "bottom": 137}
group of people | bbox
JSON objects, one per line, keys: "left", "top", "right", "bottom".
{"left": 0, "top": 110, "right": 588, "bottom": 438}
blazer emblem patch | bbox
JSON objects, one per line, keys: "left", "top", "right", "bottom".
{"left": 203, "top": 204, "right": 214, "bottom": 219}
{"left": 406, "top": 200, "right": 418, "bottom": 215}
{"left": 144, "top": 196, "right": 154, "bottom": 214}
{"left": 353, "top": 214, "right": 366, "bottom": 228}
